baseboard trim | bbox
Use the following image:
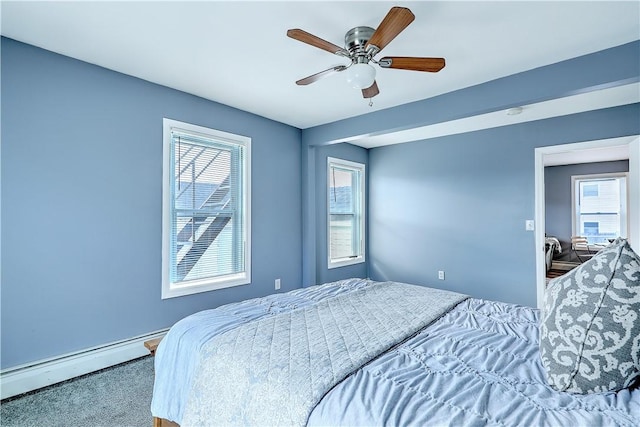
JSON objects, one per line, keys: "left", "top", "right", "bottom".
{"left": 0, "top": 329, "right": 168, "bottom": 400}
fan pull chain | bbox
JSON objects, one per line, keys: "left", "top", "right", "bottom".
{"left": 368, "top": 99, "right": 374, "bottom": 107}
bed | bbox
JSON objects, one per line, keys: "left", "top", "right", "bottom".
{"left": 151, "top": 272, "right": 639, "bottom": 426}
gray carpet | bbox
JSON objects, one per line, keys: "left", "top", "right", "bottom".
{"left": 0, "top": 356, "right": 155, "bottom": 427}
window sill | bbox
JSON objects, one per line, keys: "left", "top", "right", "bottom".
{"left": 161, "top": 273, "right": 250, "bottom": 299}
{"left": 328, "top": 256, "right": 365, "bottom": 270}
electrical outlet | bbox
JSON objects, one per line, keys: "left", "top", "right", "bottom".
{"left": 275, "top": 278, "right": 281, "bottom": 290}
{"left": 438, "top": 271, "right": 445, "bottom": 280}
{"left": 525, "top": 220, "right": 535, "bottom": 231}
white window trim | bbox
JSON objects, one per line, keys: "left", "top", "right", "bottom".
{"left": 327, "top": 157, "right": 366, "bottom": 269}
{"left": 571, "top": 171, "right": 628, "bottom": 242}
{"left": 162, "top": 118, "right": 251, "bottom": 299}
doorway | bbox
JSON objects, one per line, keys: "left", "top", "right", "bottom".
{"left": 534, "top": 135, "right": 640, "bottom": 308}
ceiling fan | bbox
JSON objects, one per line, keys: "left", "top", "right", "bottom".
{"left": 287, "top": 6, "right": 445, "bottom": 100}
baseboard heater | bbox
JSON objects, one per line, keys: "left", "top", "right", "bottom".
{"left": 0, "top": 328, "right": 168, "bottom": 400}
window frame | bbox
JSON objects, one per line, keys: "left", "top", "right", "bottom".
{"left": 327, "top": 157, "right": 366, "bottom": 269}
{"left": 571, "top": 172, "right": 628, "bottom": 245}
{"left": 162, "top": 118, "right": 251, "bottom": 299}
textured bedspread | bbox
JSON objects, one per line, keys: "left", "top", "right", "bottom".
{"left": 308, "top": 298, "right": 640, "bottom": 427}
{"left": 151, "top": 278, "right": 377, "bottom": 424}
{"left": 152, "top": 279, "right": 639, "bottom": 427}
{"left": 180, "top": 280, "right": 466, "bottom": 426}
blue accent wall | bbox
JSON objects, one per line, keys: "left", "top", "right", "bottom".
{"left": 1, "top": 38, "right": 302, "bottom": 368}
{"left": 301, "top": 40, "right": 639, "bottom": 308}
{"left": 2, "top": 35, "right": 639, "bottom": 369}
{"left": 545, "top": 160, "right": 630, "bottom": 258}
{"left": 367, "top": 106, "right": 639, "bottom": 307}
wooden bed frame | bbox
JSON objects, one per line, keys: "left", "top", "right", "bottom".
{"left": 153, "top": 417, "right": 179, "bottom": 427}
{"left": 146, "top": 338, "right": 180, "bottom": 427}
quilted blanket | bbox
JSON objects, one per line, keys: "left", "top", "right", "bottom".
{"left": 308, "top": 298, "right": 640, "bottom": 426}
{"left": 151, "top": 278, "right": 376, "bottom": 423}
{"left": 180, "top": 281, "right": 467, "bottom": 426}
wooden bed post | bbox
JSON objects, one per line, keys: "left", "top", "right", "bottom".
{"left": 144, "top": 337, "right": 163, "bottom": 356}
{"left": 153, "top": 416, "right": 179, "bottom": 427}
{"left": 146, "top": 337, "right": 179, "bottom": 427}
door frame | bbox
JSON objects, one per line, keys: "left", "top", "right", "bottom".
{"left": 534, "top": 135, "right": 640, "bottom": 308}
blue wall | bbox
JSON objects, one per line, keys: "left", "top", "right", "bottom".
{"left": 1, "top": 38, "right": 302, "bottom": 368}
{"left": 545, "top": 160, "right": 630, "bottom": 258}
{"left": 3, "top": 35, "right": 639, "bottom": 368}
{"left": 301, "top": 40, "right": 639, "bottom": 308}
{"left": 367, "top": 106, "right": 639, "bottom": 307}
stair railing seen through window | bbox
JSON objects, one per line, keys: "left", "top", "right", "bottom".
{"left": 162, "top": 119, "right": 251, "bottom": 299}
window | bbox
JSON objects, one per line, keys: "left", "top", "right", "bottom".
{"left": 583, "top": 221, "right": 599, "bottom": 236}
{"left": 327, "top": 157, "right": 365, "bottom": 268}
{"left": 582, "top": 184, "right": 599, "bottom": 197}
{"left": 162, "top": 119, "right": 250, "bottom": 299}
{"left": 572, "top": 173, "right": 627, "bottom": 245}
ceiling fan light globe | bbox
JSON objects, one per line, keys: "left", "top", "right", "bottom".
{"left": 346, "top": 63, "right": 376, "bottom": 89}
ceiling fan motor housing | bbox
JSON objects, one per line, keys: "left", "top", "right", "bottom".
{"left": 345, "top": 26, "right": 375, "bottom": 63}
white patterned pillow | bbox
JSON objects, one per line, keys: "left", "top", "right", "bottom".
{"left": 540, "top": 238, "right": 640, "bottom": 394}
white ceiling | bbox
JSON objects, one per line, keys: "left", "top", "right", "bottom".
{"left": 2, "top": 1, "right": 639, "bottom": 130}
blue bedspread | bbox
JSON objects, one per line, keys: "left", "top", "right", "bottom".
{"left": 151, "top": 278, "right": 377, "bottom": 424}
{"left": 152, "top": 279, "right": 640, "bottom": 426}
{"left": 181, "top": 280, "right": 465, "bottom": 426}
{"left": 308, "top": 298, "right": 640, "bottom": 426}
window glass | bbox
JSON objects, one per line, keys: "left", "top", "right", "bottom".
{"left": 582, "top": 184, "right": 599, "bottom": 197}
{"left": 573, "top": 174, "right": 627, "bottom": 245}
{"left": 328, "top": 158, "right": 365, "bottom": 268}
{"left": 162, "top": 119, "right": 250, "bottom": 298}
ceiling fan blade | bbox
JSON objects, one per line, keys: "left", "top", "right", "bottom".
{"left": 287, "top": 29, "right": 349, "bottom": 56}
{"left": 365, "top": 7, "right": 415, "bottom": 55}
{"left": 296, "top": 65, "right": 347, "bottom": 86}
{"left": 362, "top": 81, "right": 380, "bottom": 99}
{"left": 378, "top": 57, "right": 446, "bottom": 72}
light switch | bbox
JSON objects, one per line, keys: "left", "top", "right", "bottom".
{"left": 525, "top": 220, "right": 535, "bottom": 231}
